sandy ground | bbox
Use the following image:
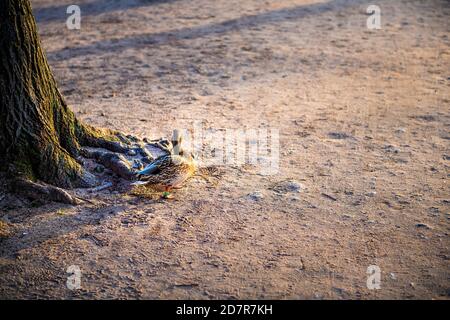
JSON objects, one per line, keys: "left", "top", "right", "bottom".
{"left": 0, "top": 0, "right": 449, "bottom": 299}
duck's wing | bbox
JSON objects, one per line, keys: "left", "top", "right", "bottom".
{"left": 138, "top": 163, "right": 160, "bottom": 175}
{"left": 137, "top": 155, "right": 172, "bottom": 176}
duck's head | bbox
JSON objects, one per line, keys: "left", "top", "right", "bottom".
{"left": 178, "top": 149, "right": 196, "bottom": 161}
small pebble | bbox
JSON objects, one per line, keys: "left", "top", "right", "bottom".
{"left": 328, "top": 132, "right": 352, "bottom": 139}
{"left": 416, "top": 223, "right": 431, "bottom": 229}
{"left": 273, "top": 180, "right": 304, "bottom": 193}
{"left": 384, "top": 145, "right": 400, "bottom": 154}
{"left": 247, "top": 191, "right": 264, "bottom": 201}
{"left": 314, "top": 293, "right": 323, "bottom": 299}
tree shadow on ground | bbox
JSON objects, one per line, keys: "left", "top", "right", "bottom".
{"left": 0, "top": 197, "right": 158, "bottom": 258}
{"left": 47, "top": 0, "right": 372, "bottom": 61}
{"left": 34, "top": 0, "right": 179, "bottom": 22}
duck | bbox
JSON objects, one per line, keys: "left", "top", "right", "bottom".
{"left": 132, "top": 130, "right": 196, "bottom": 197}
{"left": 133, "top": 152, "right": 196, "bottom": 190}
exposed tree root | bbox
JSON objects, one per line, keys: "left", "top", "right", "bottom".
{"left": 5, "top": 127, "right": 179, "bottom": 206}
{"left": 12, "top": 178, "right": 83, "bottom": 205}
{"left": 82, "top": 133, "right": 130, "bottom": 154}
{"left": 81, "top": 148, "right": 135, "bottom": 180}
{"left": 77, "top": 133, "right": 178, "bottom": 182}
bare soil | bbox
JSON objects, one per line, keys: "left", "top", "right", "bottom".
{"left": 0, "top": 0, "right": 449, "bottom": 299}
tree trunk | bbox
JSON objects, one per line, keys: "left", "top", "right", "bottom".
{"left": 0, "top": 0, "right": 120, "bottom": 188}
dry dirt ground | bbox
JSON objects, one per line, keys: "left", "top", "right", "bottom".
{"left": 0, "top": 0, "right": 449, "bottom": 299}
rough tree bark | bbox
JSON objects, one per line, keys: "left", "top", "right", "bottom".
{"left": 0, "top": 0, "right": 135, "bottom": 194}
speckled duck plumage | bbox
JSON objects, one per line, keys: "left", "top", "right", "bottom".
{"left": 133, "top": 153, "right": 196, "bottom": 190}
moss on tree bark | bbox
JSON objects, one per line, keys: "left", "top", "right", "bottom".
{"left": 0, "top": 0, "right": 125, "bottom": 189}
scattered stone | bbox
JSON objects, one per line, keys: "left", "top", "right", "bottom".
{"left": 428, "top": 207, "right": 439, "bottom": 216}
{"left": 272, "top": 180, "right": 304, "bottom": 193}
{"left": 414, "top": 114, "right": 437, "bottom": 122}
{"left": 247, "top": 191, "right": 264, "bottom": 201}
{"left": 389, "top": 273, "right": 397, "bottom": 280}
{"left": 416, "top": 223, "right": 431, "bottom": 229}
{"left": 127, "top": 149, "right": 137, "bottom": 156}
{"left": 383, "top": 145, "right": 400, "bottom": 154}
{"left": 306, "top": 202, "right": 318, "bottom": 209}
{"left": 332, "top": 287, "right": 345, "bottom": 295}
{"left": 365, "top": 191, "right": 377, "bottom": 197}
{"left": 314, "top": 293, "right": 323, "bottom": 299}
{"left": 393, "top": 157, "right": 409, "bottom": 164}
{"left": 328, "top": 132, "right": 352, "bottom": 139}
{"left": 438, "top": 254, "right": 450, "bottom": 260}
